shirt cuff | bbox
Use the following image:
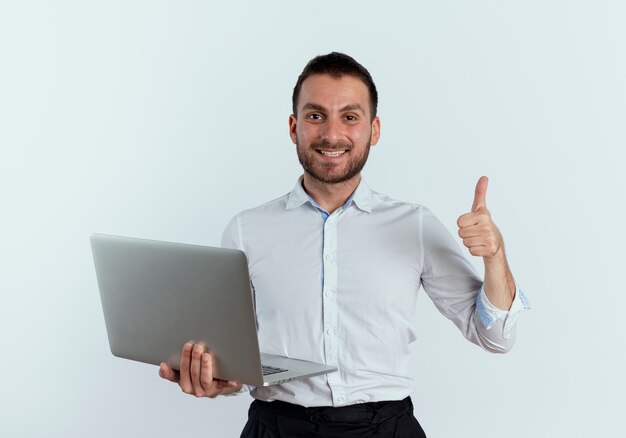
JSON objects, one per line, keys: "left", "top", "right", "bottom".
{"left": 476, "top": 285, "right": 530, "bottom": 339}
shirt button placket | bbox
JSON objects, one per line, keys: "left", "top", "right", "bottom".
{"left": 322, "top": 214, "right": 342, "bottom": 405}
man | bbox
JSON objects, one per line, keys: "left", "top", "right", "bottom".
{"left": 159, "top": 52, "right": 529, "bottom": 437}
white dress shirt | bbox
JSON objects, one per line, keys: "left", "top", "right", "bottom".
{"left": 221, "top": 177, "right": 529, "bottom": 407}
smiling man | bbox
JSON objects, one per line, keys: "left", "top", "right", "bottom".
{"left": 159, "top": 52, "right": 529, "bottom": 437}
{"left": 292, "top": 73, "right": 379, "bottom": 187}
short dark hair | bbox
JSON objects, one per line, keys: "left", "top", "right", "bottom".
{"left": 292, "top": 52, "right": 378, "bottom": 120}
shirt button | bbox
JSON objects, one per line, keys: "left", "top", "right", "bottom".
{"left": 325, "top": 289, "right": 334, "bottom": 298}
{"left": 326, "top": 328, "right": 335, "bottom": 335}
{"left": 337, "top": 396, "right": 345, "bottom": 403}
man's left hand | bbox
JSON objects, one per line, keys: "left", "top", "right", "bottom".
{"left": 457, "top": 176, "right": 504, "bottom": 259}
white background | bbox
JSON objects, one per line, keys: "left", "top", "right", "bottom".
{"left": 1, "top": 1, "right": 625, "bottom": 437}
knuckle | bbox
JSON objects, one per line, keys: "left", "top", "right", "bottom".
{"left": 181, "top": 386, "right": 193, "bottom": 395}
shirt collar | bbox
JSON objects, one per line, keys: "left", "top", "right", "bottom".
{"left": 285, "top": 175, "right": 373, "bottom": 214}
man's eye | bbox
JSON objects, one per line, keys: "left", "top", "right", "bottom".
{"left": 345, "top": 115, "right": 357, "bottom": 121}
{"left": 307, "top": 113, "right": 323, "bottom": 120}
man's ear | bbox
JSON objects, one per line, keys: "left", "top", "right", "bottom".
{"left": 370, "top": 116, "right": 381, "bottom": 146}
{"left": 288, "top": 114, "right": 297, "bottom": 145}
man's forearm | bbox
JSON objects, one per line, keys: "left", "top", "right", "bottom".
{"left": 483, "top": 249, "right": 516, "bottom": 310}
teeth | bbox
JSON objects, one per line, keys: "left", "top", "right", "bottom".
{"left": 319, "top": 150, "right": 346, "bottom": 157}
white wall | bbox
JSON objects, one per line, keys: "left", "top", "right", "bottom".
{"left": 1, "top": 1, "right": 624, "bottom": 436}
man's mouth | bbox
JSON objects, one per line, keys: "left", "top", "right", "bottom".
{"left": 316, "top": 149, "right": 349, "bottom": 157}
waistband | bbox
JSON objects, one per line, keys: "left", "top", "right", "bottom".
{"left": 252, "top": 397, "right": 413, "bottom": 424}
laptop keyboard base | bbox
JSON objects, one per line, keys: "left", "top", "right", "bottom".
{"left": 262, "top": 364, "right": 288, "bottom": 376}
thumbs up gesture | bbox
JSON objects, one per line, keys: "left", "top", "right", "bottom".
{"left": 457, "top": 176, "right": 504, "bottom": 259}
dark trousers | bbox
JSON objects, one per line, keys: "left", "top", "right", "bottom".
{"left": 240, "top": 397, "right": 427, "bottom": 437}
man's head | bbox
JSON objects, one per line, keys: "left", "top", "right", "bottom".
{"left": 292, "top": 52, "right": 378, "bottom": 122}
{"left": 289, "top": 53, "right": 381, "bottom": 186}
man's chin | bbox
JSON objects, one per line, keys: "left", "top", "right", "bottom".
{"left": 305, "top": 170, "right": 360, "bottom": 185}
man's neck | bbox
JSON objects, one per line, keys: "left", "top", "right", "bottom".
{"left": 301, "top": 173, "right": 361, "bottom": 214}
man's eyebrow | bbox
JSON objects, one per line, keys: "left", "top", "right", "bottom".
{"left": 301, "top": 102, "right": 366, "bottom": 114}
{"left": 340, "top": 103, "right": 365, "bottom": 113}
{"left": 301, "top": 103, "right": 327, "bottom": 112}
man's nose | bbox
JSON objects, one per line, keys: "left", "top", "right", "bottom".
{"left": 320, "top": 118, "right": 342, "bottom": 143}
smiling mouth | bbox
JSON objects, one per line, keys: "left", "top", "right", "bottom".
{"left": 316, "top": 149, "right": 349, "bottom": 157}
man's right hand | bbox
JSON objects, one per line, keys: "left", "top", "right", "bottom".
{"left": 159, "top": 342, "right": 243, "bottom": 397}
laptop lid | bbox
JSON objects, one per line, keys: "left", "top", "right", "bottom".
{"left": 91, "top": 233, "right": 266, "bottom": 385}
{"left": 90, "top": 233, "right": 337, "bottom": 387}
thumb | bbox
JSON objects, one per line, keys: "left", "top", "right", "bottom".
{"left": 472, "top": 176, "right": 489, "bottom": 212}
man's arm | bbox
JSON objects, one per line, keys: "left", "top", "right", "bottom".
{"left": 419, "top": 177, "right": 529, "bottom": 353}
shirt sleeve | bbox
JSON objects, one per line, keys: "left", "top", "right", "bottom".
{"left": 221, "top": 214, "right": 243, "bottom": 250}
{"left": 419, "top": 206, "right": 528, "bottom": 353}
{"left": 476, "top": 285, "right": 531, "bottom": 339}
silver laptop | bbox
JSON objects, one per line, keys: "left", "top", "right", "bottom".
{"left": 90, "top": 233, "right": 337, "bottom": 386}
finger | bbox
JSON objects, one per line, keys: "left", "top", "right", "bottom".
{"left": 462, "top": 236, "right": 487, "bottom": 248}
{"left": 458, "top": 224, "right": 489, "bottom": 238}
{"left": 159, "top": 362, "right": 180, "bottom": 383}
{"left": 217, "top": 378, "right": 242, "bottom": 389}
{"left": 224, "top": 380, "right": 243, "bottom": 394}
{"left": 211, "top": 379, "right": 242, "bottom": 397}
{"left": 468, "top": 237, "right": 500, "bottom": 256}
{"left": 457, "top": 211, "right": 480, "bottom": 229}
{"left": 190, "top": 344, "right": 206, "bottom": 396}
{"left": 472, "top": 176, "right": 489, "bottom": 212}
{"left": 179, "top": 342, "right": 194, "bottom": 394}
{"left": 468, "top": 245, "right": 489, "bottom": 257}
{"left": 200, "top": 352, "right": 217, "bottom": 396}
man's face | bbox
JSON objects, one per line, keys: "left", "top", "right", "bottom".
{"left": 289, "top": 74, "right": 380, "bottom": 185}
